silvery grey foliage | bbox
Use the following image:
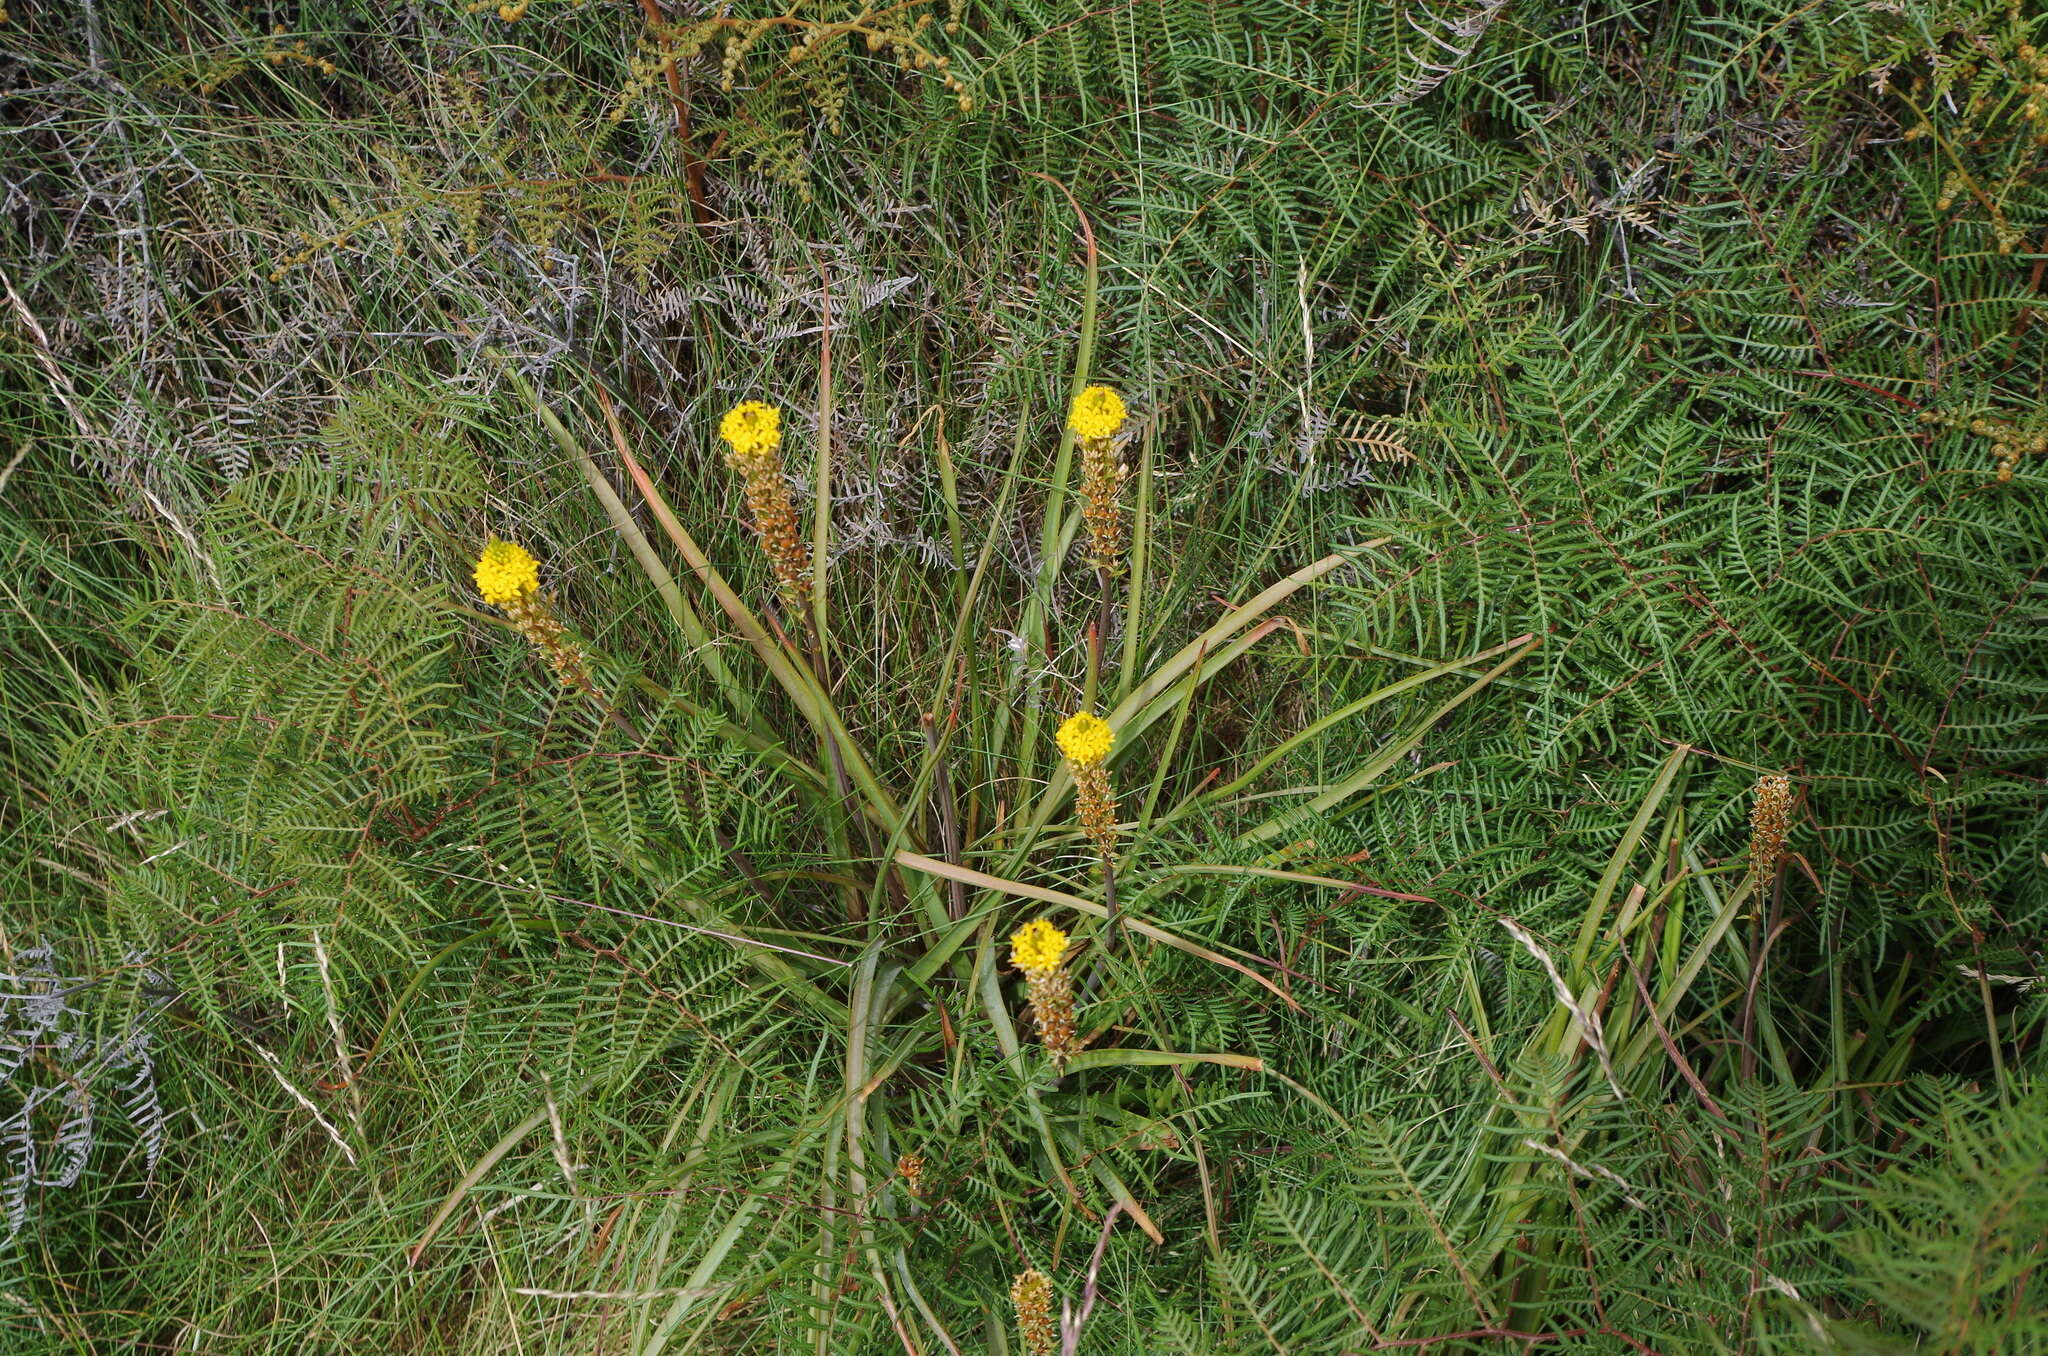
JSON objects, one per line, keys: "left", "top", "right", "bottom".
{"left": 1, "top": 944, "right": 169, "bottom": 1239}
{"left": 1373, "top": 0, "right": 1515, "bottom": 108}
{"left": 1270, "top": 453, "right": 1384, "bottom": 498}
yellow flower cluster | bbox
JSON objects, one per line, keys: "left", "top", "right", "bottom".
{"left": 1069, "top": 385, "right": 1127, "bottom": 442}
{"left": 1055, "top": 711, "right": 1114, "bottom": 768}
{"left": 473, "top": 538, "right": 540, "bottom": 607}
{"left": 719, "top": 400, "right": 782, "bottom": 460}
{"left": 1009, "top": 918, "right": 1068, "bottom": 975}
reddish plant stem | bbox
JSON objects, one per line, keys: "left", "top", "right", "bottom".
{"left": 635, "top": 0, "right": 711, "bottom": 225}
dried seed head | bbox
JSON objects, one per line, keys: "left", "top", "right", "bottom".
{"left": 1079, "top": 432, "right": 1127, "bottom": 574}
{"left": 896, "top": 1152, "right": 926, "bottom": 1197}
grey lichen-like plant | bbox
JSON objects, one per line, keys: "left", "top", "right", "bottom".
{"left": 1, "top": 944, "right": 169, "bottom": 1238}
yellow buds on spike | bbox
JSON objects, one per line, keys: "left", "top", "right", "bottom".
{"left": 1010, "top": 1268, "right": 1057, "bottom": 1356}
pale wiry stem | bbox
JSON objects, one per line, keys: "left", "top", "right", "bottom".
{"left": 249, "top": 1039, "right": 357, "bottom": 1165}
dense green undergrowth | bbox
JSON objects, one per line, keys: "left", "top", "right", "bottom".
{"left": 2, "top": 0, "right": 2044, "bottom": 1352}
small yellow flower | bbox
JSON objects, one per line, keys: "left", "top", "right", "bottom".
{"left": 474, "top": 538, "right": 540, "bottom": 606}
{"left": 1009, "top": 919, "right": 1068, "bottom": 975}
{"left": 718, "top": 401, "right": 782, "bottom": 459}
{"left": 1069, "top": 385, "right": 1127, "bottom": 442}
{"left": 1055, "top": 711, "right": 1114, "bottom": 769}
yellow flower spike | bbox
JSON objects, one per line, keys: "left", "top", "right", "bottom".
{"left": 718, "top": 400, "right": 782, "bottom": 461}
{"left": 1009, "top": 919, "right": 1079, "bottom": 1061}
{"left": 473, "top": 538, "right": 540, "bottom": 607}
{"left": 1057, "top": 711, "right": 1119, "bottom": 857}
{"left": 1009, "top": 918, "right": 1069, "bottom": 976}
{"left": 1068, "top": 384, "right": 1127, "bottom": 442}
{"left": 715, "top": 401, "right": 810, "bottom": 607}
{"left": 1069, "top": 388, "right": 1132, "bottom": 572}
{"left": 1010, "top": 1269, "right": 1057, "bottom": 1356}
{"left": 472, "top": 538, "right": 595, "bottom": 694}
{"left": 1055, "top": 711, "right": 1114, "bottom": 768}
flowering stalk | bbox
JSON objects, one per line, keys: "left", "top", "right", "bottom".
{"left": 1010, "top": 1268, "right": 1057, "bottom": 1356}
{"left": 895, "top": 1151, "right": 926, "bottom": 1199}
{"left": 1056, "top": 711, "right": 1118, "bottom": 858}
{"left": 1009, "top": 918, "right": 1078, "bottom": 1062}
{"left": 473, "top": 538, "right": 598, "bottom": 696}
{"left": 470, "top": 538, "right": 797, "bottom": 924}
{"left": 1069, "top": 384, "right": 1129, "bottom": 576}
{"left": 717, "top": 400, "right": 811, "bottom": 609}
{"left": 1749, "top": 773, "right": 1792, "bottom": 878}
{"left": 1740, "top": 771, "right": 1794, "bottom": 1081}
